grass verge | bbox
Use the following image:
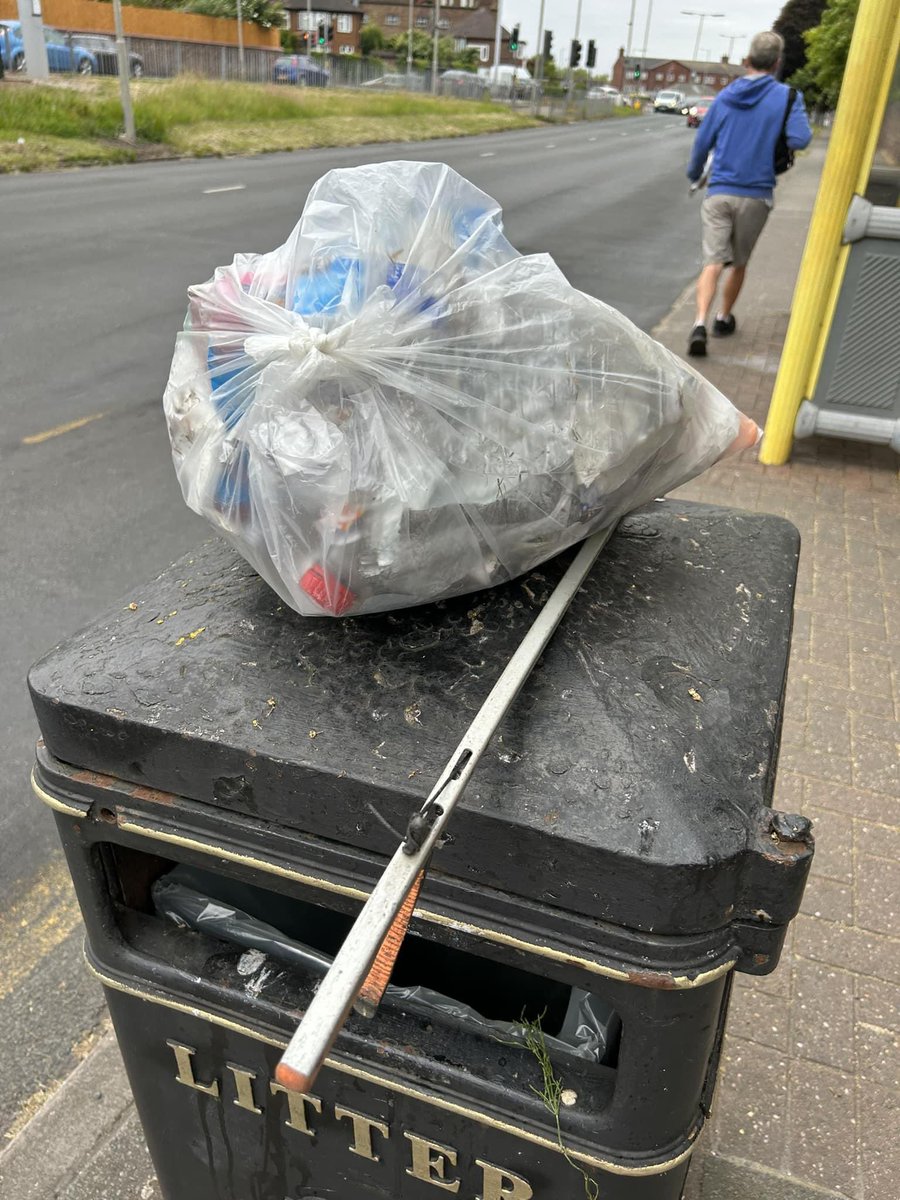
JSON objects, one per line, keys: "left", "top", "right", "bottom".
{"left": 0, "top": 76, "right": 540, "bottom": 172}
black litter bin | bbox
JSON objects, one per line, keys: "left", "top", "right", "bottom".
{"left": 29, "top": 500, "right": 813, "bottom": 1200}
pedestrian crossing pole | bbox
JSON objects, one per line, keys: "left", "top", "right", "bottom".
{"left": 111, "top": 0, "right": 136, "bottom": 143}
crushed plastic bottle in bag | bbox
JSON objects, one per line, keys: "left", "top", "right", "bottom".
{"left": 164, "top": 161, "right": 759, "bottom": 617}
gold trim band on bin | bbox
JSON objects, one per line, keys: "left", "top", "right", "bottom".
{"left": 86, "top": 954, "right": 701, "bottom": 1179}
{"left": 32, "top": 767, "right": 736, "bottom": 990}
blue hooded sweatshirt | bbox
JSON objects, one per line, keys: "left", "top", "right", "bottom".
{"left": 687, "top": 74, "right": 812, "bottom": 200}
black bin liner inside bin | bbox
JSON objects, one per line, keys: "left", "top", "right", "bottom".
{"left": 152, "top": 865, "right": 621, "bottom": 1066}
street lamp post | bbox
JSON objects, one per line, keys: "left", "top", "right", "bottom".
{"left": 111, "top": 0, "right": 135, "bottom": 142}
{"left": 719, "top": 32, "right": 745, "bottom": 61}
{"left": 492, "top": 0, "right": 502, "bottom": 84}
{"left": 564, "top": 0, "right": 582, "bottom": 108}
{"left": 640, "top": 0, "right": 653, "bottom": 63}
{"left": 236, "top": 0, "right": 245, "bottom": 79}
{"left": 532, "top": 0, "right": 545, "bottom": 112}
{"left": 432, "top": 0, "right": 439, "bottom": 94}
{"left": 407, "top": 0, "right": 414, "bottom": 74}
{"left": 681, "top": 9, "right": 725, "bottom": 63}
{"left": 625, "top": 0, "right": 637, "bottom": 58}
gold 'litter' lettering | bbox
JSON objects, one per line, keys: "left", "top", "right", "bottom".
{"left": 404, "top": 1132, "right": 462, "bottom": 1192}
{"left": 335, "top": 1106, "right": 390, "bottom": 1162}
{"left": 226, "top": 1063, "right": 261, "bottom": 1114}
{"left": 269, "top": 1083, "right": 322, "bottom": 1136}
{"left": 167, "top": 1042, "right": 220, "bottom": 1098}
{"left": 476, "top": 1159, "right": 534, "bottom": 1200}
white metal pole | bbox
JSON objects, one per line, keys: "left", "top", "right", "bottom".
{"left": 625, "top": 0, "right": 637, "bottom": 58}
{"left": 692, "top": 15, "right": 704, "bottom": 63}
{"left": 111, "top": 0, "right": 135, "bottom": 143}
{"left": 306, "top": 0, "right": 312, "bottom": 53}
{"left": 432, "top": 0, "right": 439, "bottom": 93}
{"left": 492, "top": 0, "right": 502, "bottom": 83}
{"left": 407, "top": 0, "right": 414, "bottom": 73}
{"left": 236, "top": 0, "right": 245, "bottom": 79}
{"left": 532, "top": 0, "right": 545, "bottom": 114}
{"left": 565, "top": 0, "right": 582, "bottom": 102}
{"left": 641, "top": 0, "right": 653, "bottom": 59}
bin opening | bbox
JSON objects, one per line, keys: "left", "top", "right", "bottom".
{"left": 139, "top": 860, "right": 621, "bottom": 1068}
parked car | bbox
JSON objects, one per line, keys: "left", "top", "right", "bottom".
{"left": 440, "top": 69, "right": 482, "bottom": 97}
{"left": 362, "top": 73, "right": 413, "bottom": 90}
{"left": 653, "top": 89, "right": 686, "bottom": 114}
{"left": 71, "top": 34, "right": 144, "bottom": 77}
{"left": 273, "top": 54, "right": 329, "bottom": 87}
{"left": 588, "top": 85, "right": 626, "bottom": 105}
{"left": 686, "top": 95, "right": 715, "bottom": 127}
{"left": 0, "top": 21, "right": 98, "bottom": 74}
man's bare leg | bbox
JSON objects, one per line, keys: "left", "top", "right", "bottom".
{"left": 694, "top": 262, "right": 723, "bottom": 327}
{"left": 718, "top": 265, "right": 746, "bottom": 318}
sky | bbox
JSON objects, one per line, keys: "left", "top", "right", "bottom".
{"left": 502, "top": 0, "right": 785, "bottom": 73}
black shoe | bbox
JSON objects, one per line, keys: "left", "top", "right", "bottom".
{"left": 688, "top": 324, "right": 707, "bottom": 357}
{"left": 712, "top": 314, "right": 736, "bottom": 336}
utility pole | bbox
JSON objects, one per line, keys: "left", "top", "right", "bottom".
{"left": 532, "top": 0, "right": 545, "bottom": 113}
{"left": 681, "top": 10, "right": 725, "bottom": 64}
{"left": 534, "top": 0, "right": 545, "bottom": 83}
{"left": 625, "top": 0, "right": 637, "bottom": 58}
{"left": 407, "top": 0, "right": 414, "bottom": 74}
{"left": 564, "top": 0, "right": 582, "bottom": 103}
{"left": 306, "top": 0, "right": 312, "bottom": 55}
{"left": 111, "top": 0, "right": 135, "bottom": 142}
{"left": 236, "top": 0, "right": 245, "bottom": 79}
{"left": 432, "top": 0, "right": 439, "bottom": 94}
{"left": 492, "top": 0, "right": 502, "bottom": 84}
{"left": 640, "top": 0, "right": 653, "bottom": 60}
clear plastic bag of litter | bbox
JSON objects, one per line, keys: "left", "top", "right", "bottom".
{"left": 163, "top": 161, "right": 758, "bottom": 617}
{"left": 152, "top": 866, "right": 620, "bottom": 1065}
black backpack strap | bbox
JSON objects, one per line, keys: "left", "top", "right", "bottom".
{"left": 781, "top": 86, "right": 797, "bottom": 138}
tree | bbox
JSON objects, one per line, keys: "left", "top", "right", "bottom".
{"left": 773, "top": 0, "right": 827, "bottom": 81}
{"left": 792, "top": 0, "right": 858, "bottom": 108}
{"left": 388, "top": 30, "right": 479, "bottom": 71}
{"left": 359, "top": 23, "right": 385, "bottom": 57}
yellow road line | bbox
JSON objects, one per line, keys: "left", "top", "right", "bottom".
{"left": 22, "top": 413, "right": 106, "bottom": 445}
{"left": 0, "top": 858, "right": 83, "bottom": 1003}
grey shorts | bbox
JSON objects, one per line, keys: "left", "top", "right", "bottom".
{"left": 701, "top": 194, "right": 772, "bottom": 267}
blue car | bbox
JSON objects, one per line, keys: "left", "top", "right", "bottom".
{"left": 0, "top": 21, "right": 98, "bottom": 74}
{"left": 272, "top": 54, "right": 329, "bottom": 88}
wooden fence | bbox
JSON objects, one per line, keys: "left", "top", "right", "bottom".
{"left": 0, "top": 0, "right": 279, "bottom": 48}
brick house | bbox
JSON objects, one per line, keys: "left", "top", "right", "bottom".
{"left": 281, "top": 0, "right": 365, "bottom": 55}
{"left": 611, "top": 48, "right": 744, "bottom": 94}
{"left": 359, "top": 0, "right": 518, "bottom": 66}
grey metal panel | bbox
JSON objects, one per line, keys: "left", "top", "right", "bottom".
{"left": 807, "top": 238, "right": 900, "bottom": 445}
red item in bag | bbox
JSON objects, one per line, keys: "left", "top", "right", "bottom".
{"left": 299, "top": 565, "right": 356, "bottom": 617}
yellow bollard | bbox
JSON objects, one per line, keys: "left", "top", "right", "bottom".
{"left": 759, "top": 0, "right": 900, "bottom": 465}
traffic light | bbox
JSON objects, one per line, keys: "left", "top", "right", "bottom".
{"left": 542, "top": 29, "right": 553, "bottom": 60}
{"left": 509, "top": 24, "right": 519, "bottom": 52}
{"left": 317, "top": 21, "right": 326, "bottom": 46}
{"left": 632, "top": 63, "right": 641, "bottom": 80}
{"left": 327, "top": 23, "right": 333, "bottom": 41}
{"left": 586, "top": 39, "right": 596, "bottom": 68}
{"left": 569, "top": 38, "right": 582, "bottom": 68}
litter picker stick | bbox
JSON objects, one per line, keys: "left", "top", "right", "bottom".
{"left": 275, "top": 524, "right": 616, "bottom": 1095}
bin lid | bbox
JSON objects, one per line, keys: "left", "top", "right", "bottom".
{"left": 29, "top": 501, "right": 806, "bottom": 936}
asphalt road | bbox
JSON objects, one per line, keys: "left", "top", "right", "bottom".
{"left": 0, "top": 112, "right": 702, "bottom": 1134}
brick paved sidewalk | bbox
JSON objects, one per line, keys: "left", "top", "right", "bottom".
{"left": 658, "top": 140, "right": 900, "bottom": 1200}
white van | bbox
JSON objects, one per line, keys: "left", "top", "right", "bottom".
{"left": 653, "top": 90, "right": 686, "bottom": 114}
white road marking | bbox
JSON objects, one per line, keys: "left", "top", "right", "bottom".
{"left": 588, "top": 137, "right": 598, "bottom": 142}
{"left": 545, "top": 143, "right": 556, "bottom": 148}
{"left": 203, "top": 185, "right": 247, "bottom": 194}
{"left": 479, "top": 151, "right": 496, "bottom": 157}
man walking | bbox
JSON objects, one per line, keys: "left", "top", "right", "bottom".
{"left": 686, "top": 30, "right": 812, "bottom": 357}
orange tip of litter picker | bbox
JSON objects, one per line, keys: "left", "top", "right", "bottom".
{"left": 274, "top": 1061, "right": 315, "bottom": 1094}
